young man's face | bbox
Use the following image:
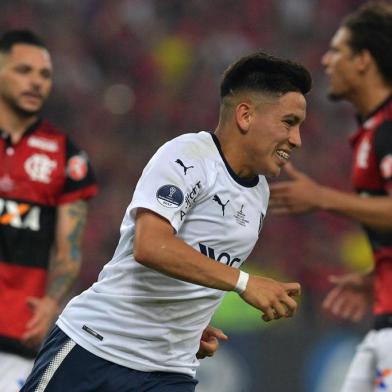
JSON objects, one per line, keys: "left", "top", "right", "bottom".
{"left": 321, "top": 27, "right": 360, "bottom": 101}
{"left": 0, "top": 43, "right": 52, "bottom": 117}
{"left": 245, "top": 91, "right": 306, "bottom": 177}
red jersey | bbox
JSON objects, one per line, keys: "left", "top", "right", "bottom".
{"left": 0, "top": 119, "right": 97, "bottom": 357}
{"left": 350, "top": 95, "right": 392, "bottom": 315}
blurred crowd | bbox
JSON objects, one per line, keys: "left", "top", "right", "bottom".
{"left": 0, "top": 0, "right": 371, "bottom": 313}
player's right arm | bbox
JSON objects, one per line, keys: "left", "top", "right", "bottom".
{"left": 134, "top": 207, "right": 300, "bottom": 322}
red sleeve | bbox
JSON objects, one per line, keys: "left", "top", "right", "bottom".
{"left": 374, "top": 120, "right": 392, "bottom": 194}
{"left": 57, "top": 137, "right": 98, "bottom": 204}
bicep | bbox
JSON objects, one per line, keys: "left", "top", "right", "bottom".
{"left": 55, "top": 200, "right": 88, "bottom": 260}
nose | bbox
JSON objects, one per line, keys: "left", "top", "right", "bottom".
{"left": 30, "top": 72, "right": 44, "bottom": 90}
{"left": 321, "top": 52, "right": 329, "bottom": 68}
{"left": 289, "top": 126, "right": 301, "bottom": 148}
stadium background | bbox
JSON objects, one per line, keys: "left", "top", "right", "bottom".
{"left": 1, "top": 1, "right": 375, "bottom": 391}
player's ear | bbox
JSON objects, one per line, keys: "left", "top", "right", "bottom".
{"left": 354, "top": 49, "right": 373, "bottom": 74}
{"left": 235, "top": 102, "right": 252, "bottom": 134}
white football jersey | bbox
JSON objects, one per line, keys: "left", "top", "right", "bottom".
{"left": 57, "top": 131, "right": 269, "bottom": 376}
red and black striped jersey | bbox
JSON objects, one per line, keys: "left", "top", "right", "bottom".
{"left": 0, "top": 119, "right": 97, "bottom": 357}
{"left": 350, "top": 94, "right": 392, "bottom": 315}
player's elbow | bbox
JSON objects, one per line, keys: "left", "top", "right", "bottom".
{"left": 133, "top": 236, "right": 157, "bottom": 267}
{"left": 133, "top": 241, "right": 149, "bottom": 265}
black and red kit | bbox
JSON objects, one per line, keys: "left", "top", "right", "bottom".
{"left": 0, "top": 119, "right": 97, "bottom": 357}
{"left": 350, "top": 95, "right": 392, "bottom": 318}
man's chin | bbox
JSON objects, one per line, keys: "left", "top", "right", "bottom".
{"left": 14, "top": 105, "right": 42, "bottom": 118}
{"left": 265, "top": 166, "right": 282, "bottom": 178}
{"left": 327, "top": 90, "right": 344, "bottom": 102}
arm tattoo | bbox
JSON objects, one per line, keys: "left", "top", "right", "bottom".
{"left": 68, "top": 201, "right": 87, "bottom": 260}
{"left": 47, "top": 200, "right": 88, "bottom": 302}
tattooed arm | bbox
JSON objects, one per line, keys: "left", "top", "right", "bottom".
{"left": 22, "top": 200, "right": 88, "bottom": 348}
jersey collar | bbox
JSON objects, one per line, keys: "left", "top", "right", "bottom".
{"left": 210, "top": 132, "right": 259, "bottom": 188}
{"left": 356, "top": 94, "right": 392, "bottom": 125}
{"left": 0, "top": 118, "right": 42, "bottom": 145}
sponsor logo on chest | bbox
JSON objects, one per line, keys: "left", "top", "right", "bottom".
{"left": 199, "top": 243, "right": 241, "bottom": 267}
{"left": 27, "top": 136, "right": 58, "bottom": 152}
{"left": 0, "top": 198, "right": 40, "bottom": 230}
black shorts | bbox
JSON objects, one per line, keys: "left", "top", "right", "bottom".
{"left": 21, "top": 325, "right": 198, "bottom": 392}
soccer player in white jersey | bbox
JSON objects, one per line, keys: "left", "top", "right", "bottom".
{"left": 22, "top": 51, "right": 312, "bottom": 392}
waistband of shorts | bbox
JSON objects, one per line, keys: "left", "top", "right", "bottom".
{"left": 374, "top": 314, "right": 392, "bottom": 330}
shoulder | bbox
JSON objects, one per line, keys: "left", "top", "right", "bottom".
{"left": 152, "top": 131, "right": 217, "bottom": 170}
{"left": 159, "top": 131, "right": 215, "bottom": 156}
{"left": 375, "top": 120, "right": 392, "bottom": 138}
{"left": 35, "top": 119, "right": 66, "bottom": 138}
{"left": 374, "top": 120, "right": 392, "bottom": 154}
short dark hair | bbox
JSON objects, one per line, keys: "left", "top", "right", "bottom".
{"left": 220, "top": 51, "right": 312, "bottom": 100}
{"left": 0, "top": 30, "right": 47, "bottom": 54}
{"left": 342, "top": 1, "right": 392, "bottom": 84}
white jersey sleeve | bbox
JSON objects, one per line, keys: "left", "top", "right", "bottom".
{"left": 129, "top": 138, "right": 211, "bottom": 232}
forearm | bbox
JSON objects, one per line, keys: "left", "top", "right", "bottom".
{"left": 319, "top": 186, "right": 392, "bottom": 230}
{"left": 134, "top": 230, "right": 240, "bottom": 292}
{"left": 46, "top": 200, "right": 87, "bottom": 303}
{"left": 46, "top": 255, "right": 81, "bottom": 303}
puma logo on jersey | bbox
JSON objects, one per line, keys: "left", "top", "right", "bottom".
{"left": 175, "top": 159, "right": 194, "bottom": 175}
{"left": 213, "top": 194, "right": 229, "bottom": 216}
{"left": 0, "top": 199, "right": 40, "bottom": 231}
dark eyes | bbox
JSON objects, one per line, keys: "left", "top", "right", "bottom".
{"left": 284, "top": 119, "right": 295, "bottom": 126}
{"left": 14, "top": 66, "right": 52, "bottom": 79}
{"left": 15, "top": 65, "right": 31, "bottom": 74}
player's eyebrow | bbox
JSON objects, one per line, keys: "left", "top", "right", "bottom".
{"left": 282, "top": 114, "right": 304, "bottom": 125}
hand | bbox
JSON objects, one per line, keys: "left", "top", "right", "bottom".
{"left": 322, "top": 272, "right": 373, "bottom": 322}
{"left": 22, "top": 296, "right": 59, "bottom": 348}
{"left": 196, "top": 325, "right": 228, "bottom": 359}
{"left": 269, "top": 163, "right": 323, "bottom": 215}
{"left": 240, "top": 275, "right": 301, "bottom": 322}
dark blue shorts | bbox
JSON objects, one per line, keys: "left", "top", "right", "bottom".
{"left": 21, "top": 325, "right": 198, "bottom": 392}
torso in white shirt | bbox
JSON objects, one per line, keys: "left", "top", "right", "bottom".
{"left": 57, "top": 131, "right": 269, "bottom": 377}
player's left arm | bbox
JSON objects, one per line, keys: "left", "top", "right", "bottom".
{"left": 22, "top": 200, "right": 88, "bottom": 347}
{"left": 270, "top": 122, "right": 392, "bottom": 230}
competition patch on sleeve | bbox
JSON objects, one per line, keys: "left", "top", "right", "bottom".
{"left": 380, "top": 154, "right": 392, "bottom": 179}
{"left": 156, "top": 185, "right": 184, "bottom": 208}
{"left": 67, "top": 154, "right": 88, "bottom": 181}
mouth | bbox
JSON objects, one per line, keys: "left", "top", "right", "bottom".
{"left": 22, "top": 92, "right": 43, "bottom": 101}
{"left": 276, "top": 149, "right": 290, "bottom": 162}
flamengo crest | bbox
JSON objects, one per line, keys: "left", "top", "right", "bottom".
{"left": 24, "top": 153, "right": 57, "bottom": 183}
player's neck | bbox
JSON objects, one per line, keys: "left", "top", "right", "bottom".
{"left": 351, "top": 79, "right": 392, "bottom": 119}
{"left": 214, "top": 126, "right": 255, "bottom": 179}
{"left": 0, "top": 102, "right": 38, "bottom": 143}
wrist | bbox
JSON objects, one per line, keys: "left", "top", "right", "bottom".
{"left": 233, "top": 271, "right": 249, "bottom": 294}
{"left": 318, "top": 185, "right": 332, "bottom": 210}
{"left": 43, "top": 296, "right": 60, "bottom": 311}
